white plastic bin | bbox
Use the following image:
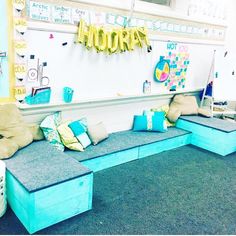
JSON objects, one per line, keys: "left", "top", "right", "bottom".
{"left": 0, "top": 160, "right": 6, "bottom": 217}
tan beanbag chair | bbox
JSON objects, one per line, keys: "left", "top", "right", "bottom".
{"left": 167, "top": 94, "right": 212, "bottom": 123}
{"left": 0, "top": 104, "right": 44, "bottom": 159}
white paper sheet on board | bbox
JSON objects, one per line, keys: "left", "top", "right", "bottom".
{"left": 214, "top": 49, "right": 236, "bottom": 101}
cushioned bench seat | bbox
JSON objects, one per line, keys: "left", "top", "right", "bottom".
{"left": 66, "top": 128, "right": 191, "bottom": 172}
{"left": 4, "top": 141, "right": 93, "bottom": 234}
{"left": 176, "top": 115, "right": 236, "bottom": 156}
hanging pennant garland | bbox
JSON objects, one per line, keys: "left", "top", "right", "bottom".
{"left": 14, "top": 41, "right": 27, "bottom": 58}
{"left": 13, "top": 0, "right": 26, "bottom": 11}
{"left": 14, "top": 17, "right": 27, "bottom": 35}
{"left": 76, "top": 19, "right": 150, "bottom": 54}
{"left": 14, "top": 64, "right": 27, "bottom": 81}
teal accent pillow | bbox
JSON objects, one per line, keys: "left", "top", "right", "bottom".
{"left": 133, "top": 112, "right": 167, "bottom": 132}
{"left": 40, "top": 112, "right": 64, "bottom": 151}
{"left": 68, "top": 119, "right": 91, "bottom": 148}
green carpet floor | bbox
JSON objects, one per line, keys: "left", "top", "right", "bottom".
{"left": 1, "top": 145, "right": 236, "bottom": 235}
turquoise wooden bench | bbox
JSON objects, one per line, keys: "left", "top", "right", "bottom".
{"left": 3, "top": 127, "right": 191, "bottom": 234}
{"left": 176, "top": 115, "right": 236, "bottom": 156}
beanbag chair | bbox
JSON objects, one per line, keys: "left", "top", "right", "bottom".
{"left": 0, "top": 104, "right": 43, "bottom": 159}
{"left": 167, "top": 94, "right": 212, "bottom": 123}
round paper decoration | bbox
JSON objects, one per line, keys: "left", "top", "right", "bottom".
{"left": 154, "top": 56, "right": 170, "bottom": 82}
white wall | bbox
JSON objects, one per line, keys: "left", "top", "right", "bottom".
{"left": 22, "top": 0, "right": 235, "bottom": 127}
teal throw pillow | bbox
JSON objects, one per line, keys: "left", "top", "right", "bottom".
{"left": 133, "top": 111, "right": 167, "bottom": 132}
{"left": 68, "top": 120, "right": 91, "bottom": 148}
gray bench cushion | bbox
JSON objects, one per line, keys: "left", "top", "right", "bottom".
{"left": 66, "top": 128, "right": 190, "bottom": 162}
{"left": 4, "top": 141, "right": 91, "bottom": 193}
{"left": 179, "top": 115, "right": 236, "bottom": 133}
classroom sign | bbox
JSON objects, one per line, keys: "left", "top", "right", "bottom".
{"left": 72, "top": 8, "right": 90, "bottom": 24}
{"left": 29, "top": 1, "right": 51, "bottom": 22}
{"left": 52, "top": 5, "right": 72, "bottom": 24}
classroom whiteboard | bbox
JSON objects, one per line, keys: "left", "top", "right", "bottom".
{"left": 25, "top": 29, "right": 222, "bottom": 104}
{"left": 214, "top": 49, "right": 236, "bottom": 101}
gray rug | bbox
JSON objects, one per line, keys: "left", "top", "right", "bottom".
{"left": 1, "top": 145, "right": 236, "bottom": 235}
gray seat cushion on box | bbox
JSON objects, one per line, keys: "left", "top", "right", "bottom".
{"left": 4, "top": 141, "right": 91, "bottom": 193}
{"left": 179, "top": 115, "right": 236, "bottom": 133}
{"left": 66, "top": 127, "right": 190, "bottom": 162}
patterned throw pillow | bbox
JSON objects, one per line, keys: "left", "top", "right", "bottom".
{"left": 133, "top": 111, "right": 167, "bottom": 132}
{"left": 57, "top": 122, "right": 84, "bottom": 152}
{"left": 68, "top": 119, "right": 91, "bottom": 148}
{"left": 40, "top": 112, "right": 64, "bottom": 151}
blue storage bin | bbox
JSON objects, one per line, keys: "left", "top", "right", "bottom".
{"left": 25, "top": 89, "right": 51, "bottom": 105}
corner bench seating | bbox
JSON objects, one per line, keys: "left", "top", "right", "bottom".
{"left": 3, "top": 116, "right": 236, "bottom": 234}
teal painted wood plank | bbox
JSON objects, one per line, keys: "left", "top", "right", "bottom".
{"left": 82, "top": 147, "right": 139, "bottom": 172}
{"left": 29, "top": 192, "right": 92, "bottom": 234}
{"left": 34, "top": 174, "right": 92, "bottom": 210}
{"left": 7, "top": 191, "right": 31, "bottom": 232}
{"left": 139, "top": 134, "right": 191, "bottom": 159}
{"left": 6, "top": 171, "right": 32, "bottom": 210}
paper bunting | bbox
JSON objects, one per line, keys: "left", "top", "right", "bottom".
{"left": 14, "top": 18, "right": 27, "bottom": 34}
{"left": 14, "top": 64, "right": 27, "bottom": 81}
{"left": 14, "top": 41, "right": 27, "bottom": 57}
{"left": 13, "top": 0, "right": 26, "bottom": 11}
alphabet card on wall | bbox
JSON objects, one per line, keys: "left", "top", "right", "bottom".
{"left": 52, "top": 5, "right": 72, "bottom": 24}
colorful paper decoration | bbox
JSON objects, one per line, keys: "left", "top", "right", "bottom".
{"left": 77, "top": 20, "right": 150, "bottom": 53}
{"left": 163, "top": 42, "right": 190, "bottom": 90}
{"left": 154, "top": 56, "right": 170, "bottom": 82}
{"left": 13, "top": 0, "right": 26, "bottom": 11}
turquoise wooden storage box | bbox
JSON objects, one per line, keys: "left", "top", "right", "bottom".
{"left": 4, "top": 141, "right": 93, "bottom": 234}
{"left": 176, "top": 116, "right": 236, "bottom": 156}
{"left": 6, "top": 172, "right": 93, "bottom": 234}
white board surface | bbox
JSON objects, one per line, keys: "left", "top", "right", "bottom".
{"left": 214, "top": 49, "right": 236, "bottom": 101}
{"left": 25, "top": 29, "right": 222, "bottom": 104}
